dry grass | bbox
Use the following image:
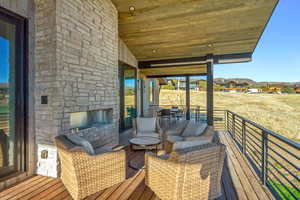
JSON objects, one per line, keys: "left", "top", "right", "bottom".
{"left": 160, "top": 89, "right": 300, "bottom": 142}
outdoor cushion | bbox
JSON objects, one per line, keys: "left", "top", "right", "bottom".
{"left": 184, "top": 126, "right": 214, "bottom": 141}
{"left": 136, "top": 132, "right": 160, "bottom": 138}
{"left": 167, "top": 135, "right": 184, "bottom": 143}
{"left": 181, "top": 122, "right": 207, "bottom": 137}
{"left": 136, "top": 117, "right": 156, "bottom": 132}
{"left": 66, "top": 134, "right": 95, "bottom": 155}
{"left": 94, "top": 147, "right": 114, "bottom": 155}
{"left": 164, "top": 120, "right": 189, "bottom": 136}
{"left": 172, "top": 138, "right": 212, "bottom": 152}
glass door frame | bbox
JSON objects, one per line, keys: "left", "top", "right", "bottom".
{"left": 119, "top": 62, "right": 137, "bottom": 132}
{"left": 0, "top": 7, "right": 28, "bottom": 180}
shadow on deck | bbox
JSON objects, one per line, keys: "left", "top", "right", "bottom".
{"left": 0, "top": 132, "right": 273, "bottom": 200}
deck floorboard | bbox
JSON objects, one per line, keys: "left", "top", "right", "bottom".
{"left": 0, "top": 132, "right": 274, "bottom": 200}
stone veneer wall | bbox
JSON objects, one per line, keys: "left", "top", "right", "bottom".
{"left": 1, "top": 0, "right": 136, "bottom": 181}
{"left": 34, "top": 0, "right": 119, "bottom": 177}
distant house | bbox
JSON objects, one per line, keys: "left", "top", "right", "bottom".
{"left": 222, "top": 88, "right": 246, "bottom": 93}
{"left": 295, "top": 87, "right": 300, "bottom": 94}
{"left": 247, "top": 88, "right": 262, "bottom": 93}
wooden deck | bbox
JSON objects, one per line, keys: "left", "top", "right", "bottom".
{"left": 0, "top": 132, "right": 273, "bottom": 200}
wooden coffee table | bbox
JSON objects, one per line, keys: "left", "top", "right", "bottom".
{"left": 129, "top": 136, "right": 161, "bottom": 170}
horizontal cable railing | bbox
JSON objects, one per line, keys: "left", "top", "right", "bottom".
{"left": 226, "top": 110, "right": 300, "bottom": 200}
{"left": 0, "top": 112, "right": 9, "bottom": 130}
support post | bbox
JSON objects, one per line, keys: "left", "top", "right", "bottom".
{"left": 140, "top": 79, "right": 144, "bottom": 117}
{"left": 186, "top": 76, "right": 190, "bottom": 120}
{"left": 206, "top": 56, "right": 214, "bottom": 126}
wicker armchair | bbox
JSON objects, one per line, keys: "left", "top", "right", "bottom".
{"left": 55, "top": 135, "right": 126, "bottom": 200}
{"left": 132, "top": 117, "right": 164, "bottom": 149}
{"left": 145, "top": 137, "right": 226, "bottom": 200}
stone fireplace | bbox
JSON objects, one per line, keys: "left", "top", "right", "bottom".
{"left": 35, "top": 0, "right": 120, "bottom": 178}
{"left": 70, "top": 109, "right": 113, "bottom": 130}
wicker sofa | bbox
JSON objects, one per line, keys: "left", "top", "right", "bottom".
{"left": 145, "top": 133, "right": 226, "bottom": 200}
{"left": 55, "top": 135, "right": 126, "bottom": 200}
{"left": 164, "top": 120, "right": 214, "bottom": 153}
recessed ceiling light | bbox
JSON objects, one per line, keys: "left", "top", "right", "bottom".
{"left": 129, "top": 6, "right": 135, "bottom": 12}
{"left": 152, "top": 49, "right": 157, "bottom": 53}
{"left": 207, "top": 43, "right": 213, "bottom": 47}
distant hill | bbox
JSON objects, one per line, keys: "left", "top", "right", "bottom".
{"left": 214, "top": 78, "right": 299, "bottom": 88}
{"left": 0, "top": 83, "right": 8, "bottom": 89}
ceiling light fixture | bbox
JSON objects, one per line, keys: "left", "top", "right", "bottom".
{"left": 207, "top": 43, "right": 213, "bottom": 47}
{"left": 129, "top": 6, "right": 135, "bottom": 12}
{"left": 152, "top": 49, "right": 157, "bottom": 53}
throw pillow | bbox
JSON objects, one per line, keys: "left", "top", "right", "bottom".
{"left": 67, "top": 134, "right": 95, "bottom": 155}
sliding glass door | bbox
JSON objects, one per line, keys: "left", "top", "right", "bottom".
{"left": 0, "top": 9, "right": 27, "bottom": 179}
{"left": 119, "top": 63, "right": 137, "bottom": 131}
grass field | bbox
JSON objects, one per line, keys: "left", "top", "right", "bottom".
{"left": 160, "top": 89, "right": 300, "bottom": 142}
{"left": 0, "top": 105, "right": 8, "bottom": 113}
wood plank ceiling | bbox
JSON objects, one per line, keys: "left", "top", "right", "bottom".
{"left": 112, "top": 0, "right": 278, "bottom": 61}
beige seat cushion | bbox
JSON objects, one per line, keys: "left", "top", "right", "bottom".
{"left": 172, "top": 138, "right": 212, "bottom": 152}
{"left": 137, "top": 117, "right": 156, "bottom": 132}
{"left": 137, "top": 132, "right": 160, "bottom": 138}
{"left": 167, "top": 135, "right": 184, "bottom": 143}
{"left": 181, "top": 122, "right": 207, "bottom": 137}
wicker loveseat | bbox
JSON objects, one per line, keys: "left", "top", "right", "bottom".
{"left": 145, "top": 133, "right": 226, "bottom": 200}
{"left": 55, "top": 135, "right": 126, "bottom": 200}
{"left": 164, "top": 120, "right": 214, "bottom": 153}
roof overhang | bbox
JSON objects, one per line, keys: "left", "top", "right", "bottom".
{"left": 112, "top": 0, "right": 278, "bottom": 77}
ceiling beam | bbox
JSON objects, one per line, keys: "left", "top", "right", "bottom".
{"left": 138, "top": 52, "right": 252, "bottom": 68}
{"left": 146, "top": 73, "right": 207, "bottom": 78}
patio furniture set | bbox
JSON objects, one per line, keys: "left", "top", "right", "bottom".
{"left": 55, "top": 117, "right": 226, "bottom": 200}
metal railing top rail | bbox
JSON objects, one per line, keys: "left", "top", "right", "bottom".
{"left": 149, "top": 104, "right": 226, "bottom": 111}
{"left": 227, "top": 110, "right": 300, "bottom": 150}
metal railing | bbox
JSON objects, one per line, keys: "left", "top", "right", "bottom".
{"left": 226, "top": 110, "right": 300, "bottom": 200}
{"left": 0, "top": 112, "right": 9, "bottom": 130}
{"left": 149, "top": 105, "right": 226, "bottom": 130}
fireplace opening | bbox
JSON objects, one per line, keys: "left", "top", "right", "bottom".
{"left": 70, "top": 109, "right": 113, "bottom": 130}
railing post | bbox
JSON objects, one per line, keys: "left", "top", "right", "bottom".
{"left": 232, "top": 114, "right": 236, "bottom": 140}
{"left": 242, "top": 120, "right": 246, "bottom": 154}
{"left": 261, "top": 131, "right": 268, "bottom": 185}
{"left": 226, "top": 111, "right": 229, "bottom": 132}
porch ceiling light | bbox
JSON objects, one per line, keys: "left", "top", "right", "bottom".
{"left": 129, "top": 6, "right": 135, "bottom": 12}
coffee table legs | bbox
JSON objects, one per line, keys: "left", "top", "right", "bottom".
{"left": 128, "top": 144, "right": 159, "bottom": 170}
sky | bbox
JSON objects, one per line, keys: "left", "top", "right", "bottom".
{"left": 215, "top": 0, "right": 300, "bottom": 82}
{"left": 1, "top": 1, "right": 299, "bottom": 83}
{"left": 0, "top": 37, "right": 9, "bottom": 83}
